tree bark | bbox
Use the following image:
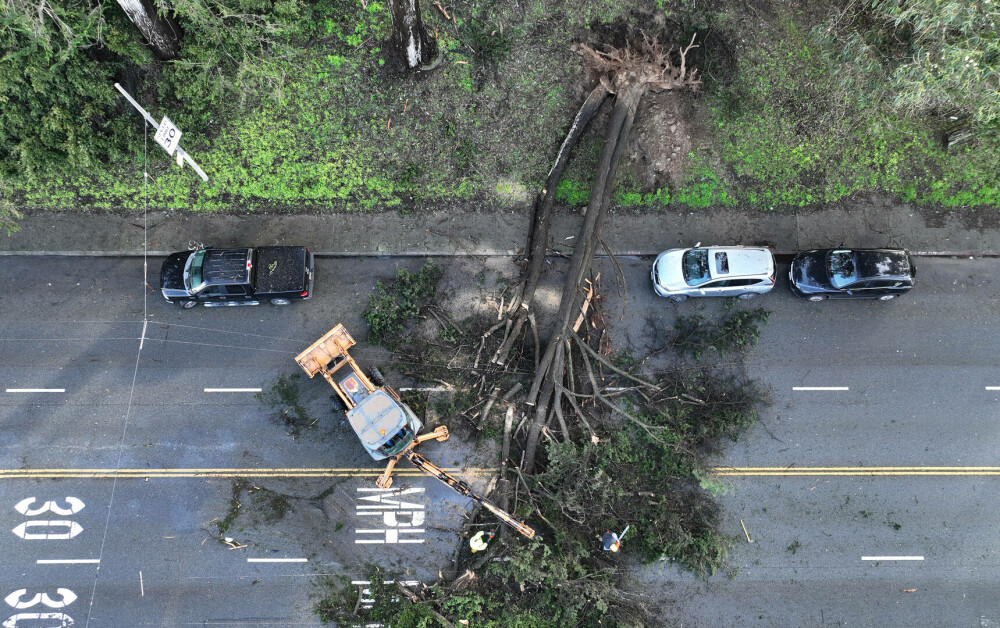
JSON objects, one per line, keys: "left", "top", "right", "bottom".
{"left": 493, "top": 84, "right": 609, "bottom": 365}
{"left": 388, "top": 0, "right": 436, "bottom": 70}
{"left": 117, "top": 0, "right": 182, "bottom": 61}
{"left": 521, "top": 86, "right": 642, "bottom": 471}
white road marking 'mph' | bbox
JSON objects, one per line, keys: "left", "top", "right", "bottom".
{"left": 861, "top": 556, "right": 924, "bottom": 561}
{"left": 351, "top": 580, "right": 421, "bottom": 608}
{"left": 247, "top": 558, "right": 308, "bottom": 563}
{"left": 36, "top": 559, "right": 100, "bottom": 565}
{"left": 5, "top": 389, "right": 65, "bottom": 393}
{"left": 792, "top": 387, "right": 849, "bottom": 391}
{"left": 204, "top": 388, "right": 262, "bottom": 393}
{"left": 355, "top": 488, "right": 426, "bottom": 545}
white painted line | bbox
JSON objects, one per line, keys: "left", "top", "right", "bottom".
{"left": 861, "top": 556, "right": 924, "bottom": 561}
{"left": 139, "top": 570, "right": 144, "bottom": 596}
{"left": 398, "top": 387, "right": 453, "bottom": 392}
{"left": 204, "top": 388, "right": 262, "bottom": 393}
{"left": 986, "top": 387, "right": 1000, "bottom": 391}
{"left": 7, "top": 389, "right": 65, "bottom": 393}
{"left": 792, "top": 387, "right": 849, "bottom": 391}
{"left": 246, "top": 558, "right": 308, "bottom": 563}
{"left": 140, "top": 320, "right": 147, "bottom": 351}
{"left": 37, "top": 559, "right": 100, "bottom": 565}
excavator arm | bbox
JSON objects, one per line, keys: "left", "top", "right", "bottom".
{"left": 407, "top": 451, "right": 535, "bottom": 539}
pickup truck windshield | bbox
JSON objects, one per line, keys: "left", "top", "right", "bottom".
{"left": 185, "top": 250, "right": 207, "bottom": 293}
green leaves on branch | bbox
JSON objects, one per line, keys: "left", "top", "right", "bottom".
{"left": 0, "top": 4, "right": 134, "bottom": 183}
{"left": 0, "top": 0, "right": 310, "bottom": 185}
{"left": 816, "top": 0, "right": 1000, "bottom": 124}
{"left": 362, "top": 262, "right": 442, "bottom": 348}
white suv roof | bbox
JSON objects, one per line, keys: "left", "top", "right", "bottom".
{"left": 705, "top": 247, "right": 774, "bottom": 278}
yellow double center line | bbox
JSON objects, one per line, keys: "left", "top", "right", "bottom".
{"left": 0, "top": 468, "right": 496, "bottom": 479}
{"left": 2, "top": 467, "right": 992, "bottom": 479}
{"left": 714, "top": 466, "right": 1000, "bottom": 476}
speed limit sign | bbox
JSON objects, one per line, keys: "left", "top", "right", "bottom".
{"left": 153, "top": 116, "right": 182, "bottom": 155}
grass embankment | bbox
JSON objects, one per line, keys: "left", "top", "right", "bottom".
{"left": 6, "top": 1, "right": 999, "bottom": 213}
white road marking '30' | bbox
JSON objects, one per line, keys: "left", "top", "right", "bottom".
{"left": 15, "top": 497, "right": 85, "bottom": 517}
{"left": 5, "top": 589, "right": 77, "bottom": 610}
{"left": 11, "top": 521, "right": 83, "bottom": 540}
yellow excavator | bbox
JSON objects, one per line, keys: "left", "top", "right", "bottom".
{"left": 296, "top": 325, "right": 535, "bottom": 539}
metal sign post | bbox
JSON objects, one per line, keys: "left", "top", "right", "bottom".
{"left": 114, "top": 83, "right": 208, "bottom": 182}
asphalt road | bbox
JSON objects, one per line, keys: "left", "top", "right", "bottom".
{"left": 0, "top": 255, "right": 499, "bottom": 627}
{"left": 1, "top": 253, "right": 998, "bottom": 626}
{"left": 644, "top": 256, "right": 1000, "bottom": 627}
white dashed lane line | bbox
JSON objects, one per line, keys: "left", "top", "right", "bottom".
{"left": 986, "top": 387, "right": 1000, "bottom": 391}
{"left": 247, "top": 558, "right": 308, "bottom": 563}
{"left": 862, "top": 556, "right": 924, "bottom": 561}
{"left": 792, "top": 387, "right": 849, "bottom": 391}
{"left": 204, "top": 388, "right": 262, "bottom": 393}
{"left": 6, "top": 388, "right": 65, "bottom": 393}
{"left": 37, "top": 559, "right": 100, "bottom": 565}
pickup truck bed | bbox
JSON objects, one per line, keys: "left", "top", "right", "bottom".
{"left": 253, "top": 247, "right": 311, "bottom": 294}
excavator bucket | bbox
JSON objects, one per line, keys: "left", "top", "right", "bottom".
{"left": 294, "top": 324, "right": 356, "bottom": 377}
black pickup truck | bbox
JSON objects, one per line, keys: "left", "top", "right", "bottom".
{"left": 159, "top": 246, "right": 314, "bottom": 308}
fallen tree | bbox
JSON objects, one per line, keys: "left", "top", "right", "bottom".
{"left": 504, "top": 33, "right": 703, "bottom": 472}
{"left": 314, "top": 31, "right": 779, "bottom": 628}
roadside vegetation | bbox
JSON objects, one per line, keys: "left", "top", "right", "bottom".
{"left": 1, "top": 0, "right": 998, "bottom": 225}
{"left": 314, "top": 261, "right": 770, "bottom": 626}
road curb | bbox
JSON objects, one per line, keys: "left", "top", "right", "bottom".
{"left": 2, "top": 250, "right": 996, "bottom": 258}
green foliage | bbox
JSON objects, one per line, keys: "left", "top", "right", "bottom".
{"left": 0, "top": 3, "right": 137, "bottom": 183}
{"left": 460, "top": 15, "right": 514, "bottom": 90}
{"left": 673, "top": 158, "right": 735, "bottom": 208}
{"left": 158, "top": 0, "right": 309, "bottom": 127}
{"left": 362, "top": 262, "right": 442, "bottom": 348}
{"left": 256, "top": 373, "right": 315, "bottom": 436}
{"left": 554, "top": 178, "right": 591, "bottom": 206}
{"left": 0, "top": 179, "right": 23, "bottom": 234}
{"left": 216, "top": 478, "right": 249, "bottom": 535}
{"left": 816, "top": 0, "right": 1000, "bottom": 125}
{"left": 704, "top": 4, "right": 1000, "bottom": 210}
{"left": 5, "top": 1, "right": 1000, "bottom": 212}
{"left": 533, "top": 368, "right": 763, "bottom": 574}
{"left": 316, "top": 280, "right": 768, "bottom": 625}
{"left": 671, "top": 308, "right": 771, "bottom": 361}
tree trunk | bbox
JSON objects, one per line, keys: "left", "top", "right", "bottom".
{"left": 521, "top": 86, "right": 643, "bottom": 471}
{"left": 493, "top": 85, "right": 609, "bottom": 366}
{"left": 117, "top": 0, "right": 182, "bottom": 61}
{"left": 388, "top": 0, "right": 436, "bottom": 70}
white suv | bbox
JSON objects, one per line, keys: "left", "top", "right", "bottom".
{"left": 652, "top": 245, "right": 775, "bottom": 302}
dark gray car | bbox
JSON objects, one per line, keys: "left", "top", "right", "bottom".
{"left": 789, "top": 249, "right": 915, "bottom": 301}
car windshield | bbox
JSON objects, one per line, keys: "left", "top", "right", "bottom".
{"left": 828, "top": 250, "right": 857, "bottom": 288}
{"left": 682, "top": 249, "right": 711, "bottom": 286}
{"left": 184, "top": 250, "right": 207, "bottom": 292}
